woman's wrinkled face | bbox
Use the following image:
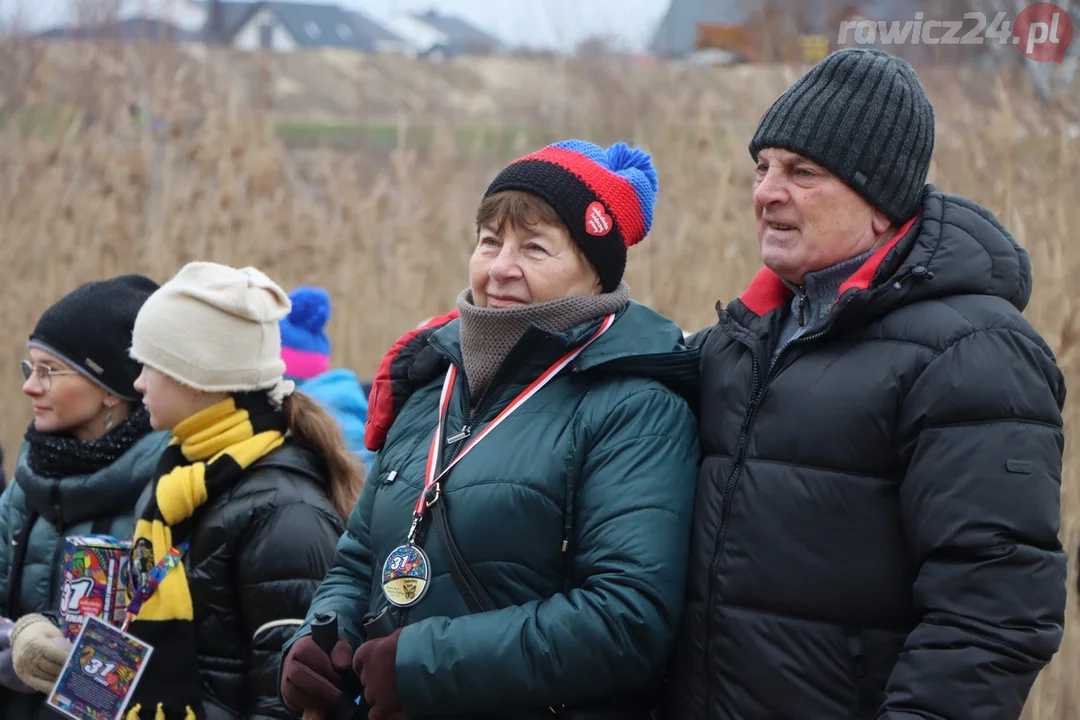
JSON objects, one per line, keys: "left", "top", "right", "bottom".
{"left": 470, "top": 219, "right": 600, "bottom": 308}
{"left": 133, "top": 365, "right": 210, "bottom": 431}
{"left": 22, "top": 348, "right": 112, "bottom": 439}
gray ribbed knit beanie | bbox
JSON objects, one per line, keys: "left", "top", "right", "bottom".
{"left": 749, "top": 48, "right": 935, "bottom": 226}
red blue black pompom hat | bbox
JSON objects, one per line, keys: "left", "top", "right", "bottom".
{"left": 481, "top": 139, "right": 659, "bottom": 293}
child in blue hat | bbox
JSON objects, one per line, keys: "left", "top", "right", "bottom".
{"left": 280, "top": 287, "right": 375, "bottom": 471}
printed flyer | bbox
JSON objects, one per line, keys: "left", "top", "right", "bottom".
{"left": 46, "top": 615, "right": 153, "bottom": 720}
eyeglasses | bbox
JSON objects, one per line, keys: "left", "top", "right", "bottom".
{"left": 21, "top": 361, "right": 79, "bottom": 392}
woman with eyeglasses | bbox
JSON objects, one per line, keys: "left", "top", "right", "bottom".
{"left": 0, "top": 275, "right": 171, "bottom": 720}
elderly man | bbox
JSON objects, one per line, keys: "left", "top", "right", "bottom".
{"left": 668, "top": 48, "right": 1068, "bottom": 720}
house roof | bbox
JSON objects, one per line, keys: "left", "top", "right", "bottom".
{"left": 187, "top": 0, "right": 261, "bottom": 40}
{"left": 36, "top": 17, "right": 203, "bottom": 42}
{"left": 218, "top": 1, "right": 261, "bottom": 37}
{"left": 209, "top": 1, "right": 406, "bottom": 51}
{"left": 410, "top": 9, "right": 502, "bottom": 52}
{"left": 261, "top": 2, "right": 370, "bottom": 49}
{"left": 367, "top": 11, "right": 448, "bottom": 53}
{"left": 345, "top": 10, "right": 408, "bottom": 51}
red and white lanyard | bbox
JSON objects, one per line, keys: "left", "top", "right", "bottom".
{"left": 406, "top": 313, "right": 616, "bottom": 537}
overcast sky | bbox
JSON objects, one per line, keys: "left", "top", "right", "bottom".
{"left": 3, "top": 0, "right": 673, "bottom": 51}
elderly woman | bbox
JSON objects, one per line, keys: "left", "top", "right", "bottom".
{"left": 279, "top": 139, "right": 700, "bottom": 720}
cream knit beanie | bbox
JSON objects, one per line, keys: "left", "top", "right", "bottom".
{"left": 130, "top": 261, "right": 293, "bottom": 394}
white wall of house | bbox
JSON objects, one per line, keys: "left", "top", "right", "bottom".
{"left": 232, "top": 8, "right": 299, "bottom": 51}
{"left": 365, "top": 10, "right": 447, "bottom": 54}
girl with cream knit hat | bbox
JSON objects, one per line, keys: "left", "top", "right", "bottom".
{"left": 69, "top": 261, "right": 360, "bottom": 720}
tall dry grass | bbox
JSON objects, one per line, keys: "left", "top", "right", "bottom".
{"left": 0, "top": 43, "right": 1078, "bottom": 717}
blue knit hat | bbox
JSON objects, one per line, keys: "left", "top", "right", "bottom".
{"left": 280, "top": 286, "right": 331, "bottom": 380}
{"left": 483, "top": 138, "right": 659, "bottom": 292}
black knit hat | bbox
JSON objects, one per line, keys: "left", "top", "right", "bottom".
{"left": 748, "top": 48, "right": 935, "bottom": 226}
{"left": 29, "top": 274, "right": 160, "bottom": 401}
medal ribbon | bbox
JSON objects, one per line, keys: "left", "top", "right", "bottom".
{"left": 410, "top": 313, "right": 616, "bottom": 528}
{"left": 121, "top": 541, "right": 189, "bottom": 631}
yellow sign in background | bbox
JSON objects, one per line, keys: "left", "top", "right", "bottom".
{"left": 801, "top": 34, "right": 830, "bottom": 62}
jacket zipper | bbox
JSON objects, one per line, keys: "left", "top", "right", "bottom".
{"left": 704, "top": 294, "right": 858, "bottom": 714}
{"left": 442, "top": 357, "right": 505, "bottom": 465}
{"left": 847, "top": 632, "right": 866, "bottom": 717}
{"left": 433, "top": 330, "right": 546, "bottom": 470}
{"left": 401, "top": 325, "right": 603, "bottom": 629}
{"left": 395, "top": 352, "right": 511, "bottom": 629}
{"left": 47, "top": 481, "right": 64, "bottom": 610}
{"left": 702, "top": 265, "right": 935, "bottom": 711}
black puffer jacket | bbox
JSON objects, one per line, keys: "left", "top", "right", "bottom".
{"left": 668, "top": 186, "right": 1067, "bottom": 720}
{"left": 134, "top": 439, "right": 345, "bottom": 719}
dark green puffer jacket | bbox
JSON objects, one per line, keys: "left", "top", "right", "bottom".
{"left": 288, "top": 300, "right": 701, "bottom": 719}
{"left": 0, "top": 430, "right": 170, "bottom": 720}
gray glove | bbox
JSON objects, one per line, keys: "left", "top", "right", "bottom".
{"left": 0, "top": 618, "right": 35, "bottom": 694}
{"left": 0, "top": 648, "right": 34, "bottom": 694}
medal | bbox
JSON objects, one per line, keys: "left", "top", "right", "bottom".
{"left": 381, "top": 543, "right": 431, "bottom": 607}
{"left": 122, "top": 540, "right": 188, "bottom": 630}
{"left": 380, "top": 313, "right": 616, "bottom": 609}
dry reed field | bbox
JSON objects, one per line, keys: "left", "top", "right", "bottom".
{"left": 1, "top": 43, "right": 1079, "bottom": 717}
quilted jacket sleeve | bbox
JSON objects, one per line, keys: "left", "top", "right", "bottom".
{"left": 365, "top": 312, "right": 458, "bottom": 453}
{"left": 684, "top": 324, "right": 717, "bottom": 349}
{"left": 238, "top": 500, "right": 344, "bottom": 719}
{"left": 0, "top": 481, "right": 18, "bottom": 707}
{"left": 0, "top": 483, "right": 18, "bottom": 619}
{"left": 393, "top": 386, "right": 700, "bottom": 717}
{"left": 881, "top": 327, "right": 1067, "bottom": 720}
{"left": 287, "top": 460, "right": 381, "bottom": 652}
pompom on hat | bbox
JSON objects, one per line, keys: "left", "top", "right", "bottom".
{"left": 130, "top": 261, "right": 294, "bottom": 398}
{"left": 481, "top": 139, "right": 659, "bottom": 293}
{"left": 280, "top": 286, "right": 332, "bottom": 381}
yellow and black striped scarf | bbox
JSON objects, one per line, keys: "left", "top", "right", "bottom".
{"left": 125, "top": 393, "right": 287, "bottom": 720}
